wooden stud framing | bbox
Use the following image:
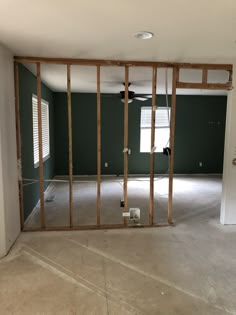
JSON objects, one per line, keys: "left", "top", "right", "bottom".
{"left": 36, "top": 63, "right": 45, "bottom": 228}
{"left": 123, "top": 66, "right": 129, "bottom": 226}
{"left": 23, "top": 223, "right": 172, "bottom": 232}
{"left": 168, "top": 68, "right": 178, "bottom": 224}
{"left": 149, "top": 67, "right": 157, "bottom": 225}
{"left": 14, "top": 62, "right": 24, "bottom": 229}
{"left": 15, "top": 56, "right": 233, "bottom": 231}
{"left": 67, "top": 64, "right": 73, "bottom": 227}
{"left": 97, "top": 65, "right": 101, "bottom": 225}
{"left": 176, "top": 82, "right": 231, "bottom": 90}
{"left": 14, "top": 56, "right": 233, "bottom": 72}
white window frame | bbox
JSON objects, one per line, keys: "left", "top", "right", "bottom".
{"left": 140, "top": 107, "right": 171, "bottom": 153}
{"left": 32, "top": 95, "right": 50, "bottom": 168}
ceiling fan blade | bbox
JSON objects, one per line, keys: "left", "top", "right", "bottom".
{"left": 134, "top": 97, "right": 149, "bottom": 101}
{"left": 143, "top": 95, "right": 152, "bottom": 98}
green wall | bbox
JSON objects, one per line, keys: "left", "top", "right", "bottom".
{"left": 174, "top": 95, "right": 226, "bottom": 173}
{"left": 19, "top": 65, "right": 55, "bottom": 220}
{"left": 54, "top": 93, "right": 227, "bottom": 175}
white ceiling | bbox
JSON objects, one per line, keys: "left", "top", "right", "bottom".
{"left": 1, "top": 0, "right": 235, "bottom": 95}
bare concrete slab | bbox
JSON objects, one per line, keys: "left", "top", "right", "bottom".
{"left": 25, "top": 175, "right": 223, "bottom": 227}
{"left": 1, "top": 219, "right": 236, "bottom": 314}
{"left": 4, "top": 175, "right": 235, "bottom": 314}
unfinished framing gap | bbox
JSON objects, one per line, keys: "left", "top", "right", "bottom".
{"left": 123, "top": 66, "right": 129, "bottom": 226}
{"left": 36, "top": 63, "right": 45, "bottom": 228}
{"left": 14, "top": 57, "right": 233, "bottom": 231}
{"left": 168, "top": 67, "right": 178, "bottom": 224}
{"left": 67, "top": 64, "right": 73, "bottom": 227}
{"left": 97, "top": 65, "right": 101, "bottom": 226}
{"left": 14, "top": 62, "right": 24, "bottom": 230}
{"left": 149, "top": 67, "right": 157, "bottom": 225}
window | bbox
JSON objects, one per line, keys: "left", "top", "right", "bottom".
{"left": 140, "top": 107, "right": 171, "bottom": 153}
{"left": 32, "top": 95, "right": 50, "bottom": 167}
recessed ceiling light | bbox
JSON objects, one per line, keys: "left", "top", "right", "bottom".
{"left": 133, "top": 31, "right": 154, "bottom": 40}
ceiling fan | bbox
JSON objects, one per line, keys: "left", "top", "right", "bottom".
{"left": 120, "top": 82, "right": 152, "bottom": 103}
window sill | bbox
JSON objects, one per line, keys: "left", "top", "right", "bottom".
{"left": 34, "top": 154, "right": 50, "bottom": 168}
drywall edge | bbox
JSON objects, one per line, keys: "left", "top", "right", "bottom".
{"left": 0, "top": 44, "right": 21, "bottom": 257}
{"left": 221, "top": 63, "right": 236, "bottom": 224}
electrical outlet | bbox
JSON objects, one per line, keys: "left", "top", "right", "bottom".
{"left": 105, "top": 162, "right": 108, "bottom": 167}
{"left": 128, "top": 148, "right": 131, "bottom": 155}
{"left": 199, "top": 162, "right": 203, "bottom": 167}
{"left": 122, "top": 212, "right": 130, "bottom": 217}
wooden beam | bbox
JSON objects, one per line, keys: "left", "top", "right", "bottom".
{"left": 123, "top": 66, "right": 129, "bottom": 226}
{"left": 177, "top": 64, "right": 232, "bottom": 71}
{"left": 97, "top": 65, "right": 101, "bottom": 225}
{"left": 14, "top": 62, "right": 24, "bottom": 230}
{"left": 168, "top": 68, "right": 178, "bottom": 225}
{"left": 36, "top": 63, "right": 45, "bottom": 228}
{"left": 202, "top": 69, "right": 208, "bottom": 84}
{"left": 149, "top": 67, "right": 157, "bottom": 226}
{"left": 176, "top": 82, "right": 231, "bottom": 90}
{"left": 14, "top": 56, "right": 233, "bottom": 71}
{"left": 23, "top": 223, "right": 173, "bottom": 232}
{"left": 67, "top": 64, "right": 73, "bottom": 227}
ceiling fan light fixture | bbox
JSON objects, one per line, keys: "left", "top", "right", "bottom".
{"left": 133, "top": 31, "right": 154, "bottom": 40}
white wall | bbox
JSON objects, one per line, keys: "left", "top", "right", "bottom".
{"left": 0, "top": 44, "right": 21, "bottom": 257}
{"left": 221, "top": 64, "right": 236, "bottom": 224}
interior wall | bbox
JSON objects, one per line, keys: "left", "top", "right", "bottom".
{"left": 54, "top": 93, "right": 227, "bottom": 175}
{"left": 221, "top": 64, "right": 236, "bottom": 224}
{"left": 0, "top": 44, "right": 20, "bottom": 257}
{"left": 19, "top": 65, "right": 55, "bottom": 221}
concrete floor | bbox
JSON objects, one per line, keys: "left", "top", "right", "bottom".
{"left": 2, "top": 175, "right": 236, "bottom": 314}
{"left": 1, "top": 215, "right": 236, "bottom": 313}
{"left": 25, "top": 175, "right": 222, "bottom": 227}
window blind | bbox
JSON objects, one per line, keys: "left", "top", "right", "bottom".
{"left": 140, "top": 107, "right": 171, "bottom": 128}
{"left": 140, "top": 107, "right": 171, "bottom": 152}
{"left": 32, "top": 95, "right": 50, "bottom": 166}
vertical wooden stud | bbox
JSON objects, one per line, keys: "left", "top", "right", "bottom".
{"left": 14, "top": 62, "right": 24, "bottom": 229}
{"left": 36, "top": 63, "right": 45, "bottom": 228}
{"left": 149, "top": 67, "right": 157, "bottom": 225}
{"left": 123, "top": 66, "right": 129, "bottom": 226}
{"left": 67, "top": 64, "right": 73, "bottom": 227}
{"left": 168, "top": 67, "right": 178, "bottom": 224}
{"left": 97, "top": 65, "right": 101, "bottom": 225}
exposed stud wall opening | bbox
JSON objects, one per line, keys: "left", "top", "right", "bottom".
{"left": 14, "top": 56, "right": 232, "bottom": 231}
